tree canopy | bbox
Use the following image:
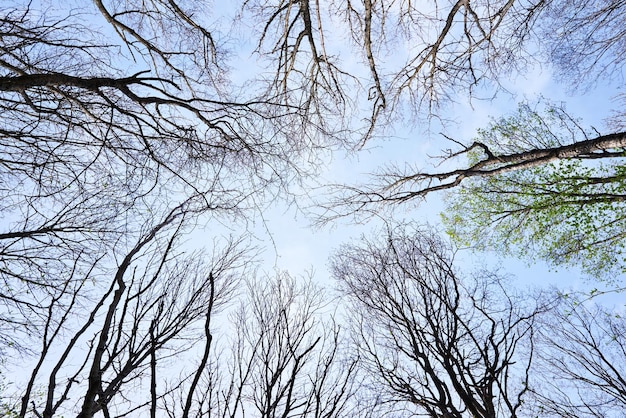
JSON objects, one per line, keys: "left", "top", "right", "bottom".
{"left": 2, "top": 0, "right": 626, "bottom": 416}
{"left": 324, "top": 101, "right": 626, "bottom": 279}
{"left": 442, "top": 104, "right": 626, "bottom": 279}
{"left": 331, "top": 224, "right": 547, "bottom": 417}
{"left": 331, "top": 224, "right": 626, "bottom": 418}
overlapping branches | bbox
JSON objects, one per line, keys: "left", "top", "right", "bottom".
{"left": 332, "top": 224, "right": 549, "bottom": 417}
{"left": 242, "top": 0, "right": 548, "bottom": 142}
{"left": 0, "top": 0, "right": 340, "bottom": 363}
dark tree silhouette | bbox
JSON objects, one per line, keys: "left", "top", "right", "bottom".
{"left": 528, "top": 294, "right": 626, "bottom": 417}
{"left": 10, "top": 197, "right": 250, "bottom": 418}
{"left": 331, "top": 224, "right": 550, "bottom": 418}
{"left": 157, "top": 272, "right": 358, "bottom": 418}
{"left": 0, "top": 0, "right": 342, "bottom": 363}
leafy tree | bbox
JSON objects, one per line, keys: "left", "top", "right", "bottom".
{"left": 322, "top": 102, "right": 626, "bottom": 279}
{"left": 302, "top": 0, "right": 626, "bottom": 279}
{"left": 441, "top": 104, "right": 626, "bottom": 279}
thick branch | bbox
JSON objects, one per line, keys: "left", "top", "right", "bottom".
{"left": 389, "top": 131, "right": 626, "bottom": 201}
{"left": 0, "top": 72, "right": 163, "bottom": 92}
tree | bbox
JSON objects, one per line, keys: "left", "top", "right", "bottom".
{"left": 3, "top": 213, "right": 359, "bottom": 418}
{"left": 2, "top": 225, "right": 360, "bottom": 418}
{"left": 3, "top": 0, "right": 626, "bottom": 415}
{"left": 224, "top": 273, "right": 357, "bottom": 418}
{"left": 240, "top": 0, "right": 554, "bottom": 140}
{"left": 7, "top": 197, "right": 251, "bottom": 418}
{"left": 331, "top": 224, "right": 549, "bottom": 418}
{"left": 289, "top": 0, "right": 626, "bottom": 279}
{"left": 1, "top": 2, "right": 361, "bottom": 415}
{"left": 441, "top": 104, "right": 626, "bottom": 279}
{"left": 156, "top": 272, "right": 358, "bottom": 418}
{"left": 241, "top": 0, "right": 626, "bottom": 140}
{"left": 536, "top": 0, "right": 626, "bottom": 90}
{"left": 322, "top": 102, "right": 626, "bottom": 279}
{"left": 528, "top": 294, "right": 626, "bottom": 417}
{"left": 0, "top": 0, "right": 341, "bottom": 368}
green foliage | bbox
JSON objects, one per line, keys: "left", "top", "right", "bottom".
{"left": 443, "top": 103, "right": 626, "bottom": 280}
{"left": 0, "top": 366, "right": 19, "bottom": 418}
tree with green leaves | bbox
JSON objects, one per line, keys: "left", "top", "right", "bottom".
{"left": 303, "top": 0, "right": 626, "bottom": 280}
{"left": 442, "top": 104, "right": 626, "bottom": 279}
{"left": 324, "top": 103, "right": 626, "bottom": 280}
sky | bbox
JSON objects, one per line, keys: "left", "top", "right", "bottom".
{"left": 245, "top": 54, "right": 625, "bottom": 307}
{"left": 26, "top": 0, "right": 626, "bottom": 301}
{"left": 3, "top": 2, "right": 626, "bottom": 416}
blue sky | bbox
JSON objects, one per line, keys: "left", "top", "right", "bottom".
{"left": 3, "top": 3, "right": 625, "bottom": 415}
{"left": 245, "top": 53, "right": 625, "bottom": 307}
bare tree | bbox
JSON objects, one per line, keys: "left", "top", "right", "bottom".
{"left": 157, "top": 272, "right": 358, "bottom": 418}
{"left": 236, "top": 273, "right": 357, "bottom": 418}
{"left": 9, "top": 197, "right": 251, "bottom": 418}
{"left": 331, "top": 224, "right": 549, "bottom": 418}
{"left": 240, "top": 0, "right": 559, "bottom": 141}
{"left": 528, "top": 294, "right": 626, "bottom": 418}
{"left": 0, "top": 3, "right": 358, "bottom": 416}
{"left": 536, "top": 0, "right": 626, "bottom": 88}
{"left": 0, "top": 0, "right": 344, "bottom": 369}
{"left": 4, "top": 1, "right": 625, "bottom": 342}
{"left": 241, "top": 0, "right": 626, "bottom": 140}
